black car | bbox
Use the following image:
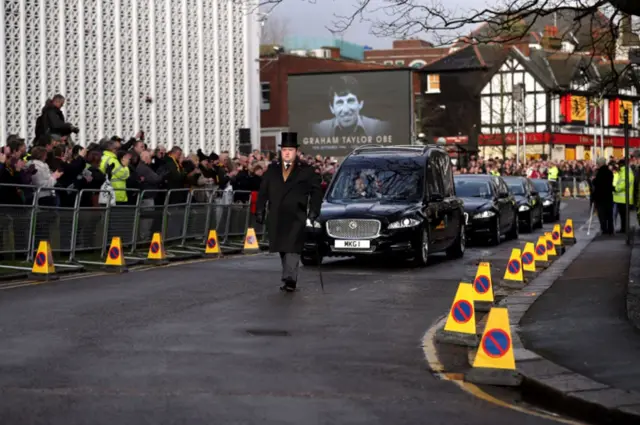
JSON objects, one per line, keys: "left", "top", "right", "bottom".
{"left": 531, "top": 178, "right": 561, "bottom": 222}
{"left": 454, "top": 174, "right": 519, "bottom": 245}
{"left": 502, "top": 176, "right": 544, "bottom": 232}
{"left": 301, "top": 145, "right": 466, "bottom": 267}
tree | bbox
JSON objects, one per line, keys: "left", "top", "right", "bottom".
{"left": 260, "top": 14, "right": 290, "bottom": 45}
{"left": 260, "top": 0, "right": 640, "bottom": 93}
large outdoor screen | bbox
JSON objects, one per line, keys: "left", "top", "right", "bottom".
{"left": 288, "top": 70, "right": 412, "bottom": 157}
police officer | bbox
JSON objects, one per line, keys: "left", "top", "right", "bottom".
{"left": 613, "top": 158, "right": 635, "bottom": 233}
{"left": 547, "top": 163, "right": 559, "bottom": 183}
{"left": 255, "top": 132, "right": 323, "bottom": 292}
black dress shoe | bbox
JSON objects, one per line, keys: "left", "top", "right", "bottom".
{"left": 279, "top": 279, "right": 297, "bottom": 292}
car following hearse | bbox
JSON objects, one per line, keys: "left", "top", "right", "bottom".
{"left": 531, "top": 178, "right": 561, "bottom": 222}
{"left": 454, "top": 174, "right": 519, "bottom": 245}
{"left": 301, "top": 145, "right": 466, "bottom": 267}
{"left": 502, "top": 176, "right": 544, "bottom": 232}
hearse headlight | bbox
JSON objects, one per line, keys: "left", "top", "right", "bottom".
{"left": 305, "top": 219, "right": 322, "bottom": 229}
{"left": 543, "top": 199, "right": 553, "bottom": 206}
{"left": 519, "top": 205, "right": 530, "bottom": 212}
{"left": 388, "top": 218, "right": 421, "bottom": 229}
{"left": 473, "top": 210, "right": 495, "bottom": 219}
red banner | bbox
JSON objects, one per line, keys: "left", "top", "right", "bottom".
{"left": 479, "top": 132, "right": 640, "bottom": 148}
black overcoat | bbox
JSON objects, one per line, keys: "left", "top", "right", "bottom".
{"left": 592, "top": 165, "right": 614, "bottom": 205}
{"left": 255, "top": 160, "right": 323, "bottom": 253}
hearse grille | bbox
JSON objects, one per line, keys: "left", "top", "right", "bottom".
{"left": 326, "top": 219, "right": 381, "bottom": 239}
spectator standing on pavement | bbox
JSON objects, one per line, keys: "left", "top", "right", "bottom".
{"left": 255, "top": 132, "right": 323, "bottom": 293}
{"left": 592, "top": 157, "right": 615, "bottom": 235}
{"left": 137, "top": 150, "right": 163, "bottom": 240}
{"left": 33, "top": 95, "right": 79, "bottom": 145}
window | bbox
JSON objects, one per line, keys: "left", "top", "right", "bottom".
{"left": 427, "top": 74, "right": 440, "bottom": 93}
{"left": 261, "top": 82, "right": 270, "bottom": 110}
{"left": 410, "top": 59, "right": 427, "bottom": 68}
{"left": 395, "top": 60, "right": 405, "bottom": 66}
{"left": 427, "top": 155, "right": 444, "bottom": 196}
{"left": 436, "top": 152, "right": 454, "bottom": 197}
{"left": 383, "top": 60, "right": 394, "bottom": 65}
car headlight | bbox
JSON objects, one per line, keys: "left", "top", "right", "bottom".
{"left": 543, "top": 200, "right": 553, "bottom": 206}
{"left": 305, "top": 219, "right": 322, "bottom": 229}
{"left": 473, "top": 210, "right": 495, "bottom": 219}
{"left": 519, "top": 205, "right": 530, "bottom": 212}
{"left": 388, "top": 218, "right": 421, "bottom": 229}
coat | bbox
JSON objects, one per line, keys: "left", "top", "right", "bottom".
{"left": 592, "top": 165, "right": 614, "bottom": 205}
{"left": 255, "top": 160, "right": 323, "bottom": 254}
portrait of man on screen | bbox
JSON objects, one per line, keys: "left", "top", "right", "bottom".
{"left": 311, "top": 75, "right": 391, "bottom": 138}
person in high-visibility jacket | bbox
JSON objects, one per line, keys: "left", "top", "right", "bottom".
{"left": 547, "top": 164, "right": 559, "bottom": 182}
{"left": 99, "top": 140, "right": 130, "bottom": 204}
{"left": 613, "top": 159, "right": 634, "bottom": 233}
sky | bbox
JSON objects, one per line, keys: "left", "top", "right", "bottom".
{"left": 263, "top": 0, "right": 492, "bottom": 48}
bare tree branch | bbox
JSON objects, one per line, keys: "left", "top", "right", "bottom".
{"left": 260, "top": 14, "right": 292, "bottom": 45}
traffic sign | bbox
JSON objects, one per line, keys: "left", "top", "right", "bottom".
{"left": 105, "top": 236, "right": 127, "bottom": 271}
{"left": 522, "top": 242, "right": 537, "bottom": 272}
{"left": 443, "top": 283, "right": 476, "bottom": 335}
{"left": 535, "top": 236, "right": 549, "bottom": 262}
{"left": 507, "top": 259, "right": 520, "bottom": 274}
{"left": 109, "top": 246, "right": 120, "bottom": 259}
{"left": 452, "top": 300, "right": 473, "bottom": 324}
{"left": 503, "top": 248, "right": 524, "bottom": 282}
{"left": 474, "top": 275, "right": 490, "bottom": 294}
{"left": 147, "top": 232, "right": 167, "bottom": 262}
{"left": 35, "top": 252, "right": 45, "bottom": 267}
{"left": 205, "top": 230, "right": 221, "bottom": 255}
{"left": 471, "top": 307, "right": 516, "bottom": 370}
{"left": 552, "top": 231, "right": 559, "bottom": 240}
{"left": 482, "top": 328, "right": 511, "bottom": 358}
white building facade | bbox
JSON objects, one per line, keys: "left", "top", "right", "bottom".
{"left": 0, "top": 0, "right": 261, "bottom": 156}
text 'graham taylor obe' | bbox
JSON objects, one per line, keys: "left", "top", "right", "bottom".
{"left": 302, "top": 135, "right": 394, "bottom": 145}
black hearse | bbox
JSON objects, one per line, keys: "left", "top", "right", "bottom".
{"left": 301, "top": 145, "right": 466, "bottom": 267}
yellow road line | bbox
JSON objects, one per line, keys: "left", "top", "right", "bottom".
{"left": 422, "top": 316, "right": 586, "bottom": 425}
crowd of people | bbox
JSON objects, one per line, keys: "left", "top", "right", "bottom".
{"left": 0, "top": 95, "right": 341, "bottom": 210}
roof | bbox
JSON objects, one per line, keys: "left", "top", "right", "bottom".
{"left": 455, "top": 10, "right": 612, "bottom": 54}
{"left": 423, "top": 44, "right": 506, "bottom": 72}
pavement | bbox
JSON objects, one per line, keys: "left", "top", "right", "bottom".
{"left": 0, "top": 199, "right": 590, "bottom": 425}
{"left": 514, "top": 227, "right": 640, "bottom": 424}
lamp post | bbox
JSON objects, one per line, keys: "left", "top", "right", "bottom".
{"left": 624, "top": 109, "right": 631, "bottom": 245}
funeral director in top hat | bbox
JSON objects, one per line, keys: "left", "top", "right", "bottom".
{"left": 255, "top": 132, "right": 323, "bottom": 292}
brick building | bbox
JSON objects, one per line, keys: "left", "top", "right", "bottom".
{"left": 363, "top": 39, "right": 450, "bottom": 68}
{"left": 259, "top": 49, "right": 390, "bottom": 151}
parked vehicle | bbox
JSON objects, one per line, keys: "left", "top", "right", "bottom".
{"left": 454, "top": 174, "right": 519, "bottom": 245}
{"left": 301, "top": 145, "right": 466, "bottom": 267}
{"left": 502, "top": 176, "right": 544, "bottom": 232}
{"left": 531, "top": 178, "right": 561, "bottom": 222}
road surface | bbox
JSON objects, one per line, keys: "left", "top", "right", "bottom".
{"left": 0, "top": 199, "right": 592, "bottom": 425}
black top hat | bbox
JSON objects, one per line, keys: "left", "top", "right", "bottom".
{"left": 279, "top": 132, "right": 299, "bottom": 148}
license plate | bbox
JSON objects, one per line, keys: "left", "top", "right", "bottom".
{"left": 334, "top": 240, "right": 371, "bottom": 249}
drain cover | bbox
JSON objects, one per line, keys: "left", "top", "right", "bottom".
{"left": 245, "top": 329, "right": 290, "bottom": 337}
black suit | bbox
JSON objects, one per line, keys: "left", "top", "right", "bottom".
{"left": 256, "top": 160, "right": 322, "bottom": 287}
{"left": 592, "top": 165, "right": 614, "bottom": 234}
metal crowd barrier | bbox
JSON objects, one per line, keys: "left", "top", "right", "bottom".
{"left": 0, "top": 184, "right": 267, "bottom": 261}
{"left": 557, "top": 177, "right": 592, "bottom": 199}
